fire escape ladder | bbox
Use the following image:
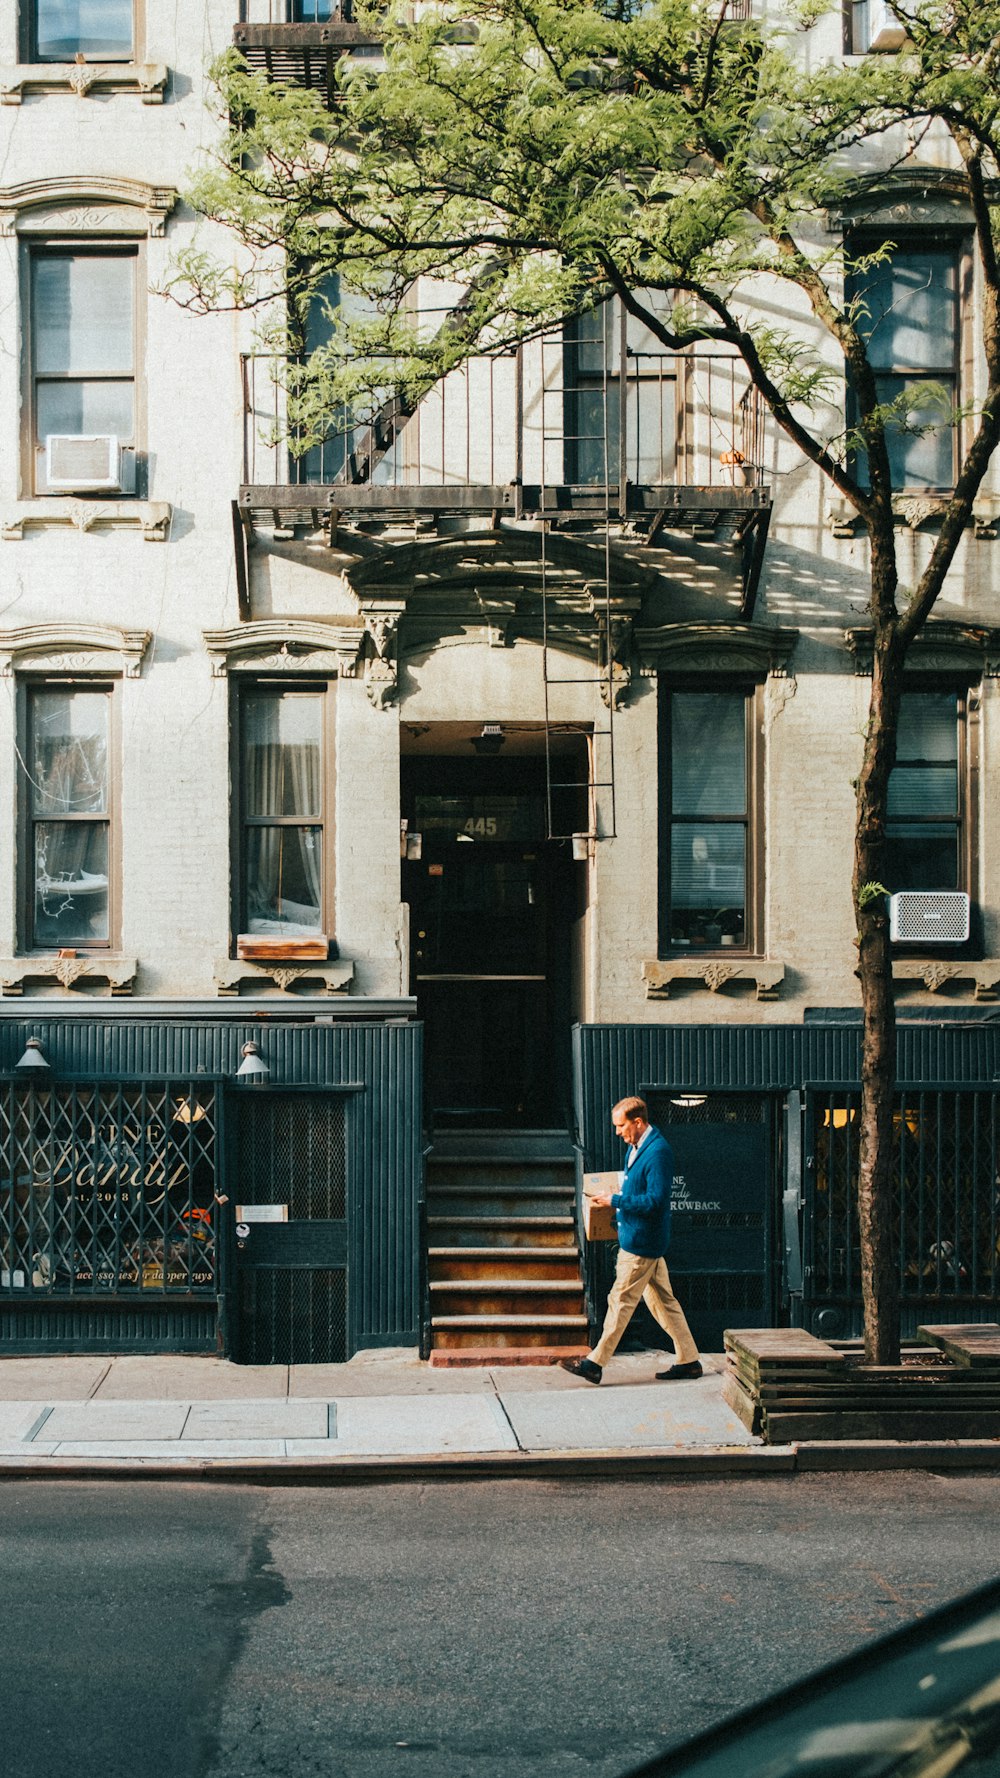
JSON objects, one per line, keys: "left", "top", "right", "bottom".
{"left": 538, "top": 324, "right": 619, "bottom": 844}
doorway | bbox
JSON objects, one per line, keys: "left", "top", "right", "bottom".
{"left": 401, "top": 724, "right": 589, "bottom": 1128}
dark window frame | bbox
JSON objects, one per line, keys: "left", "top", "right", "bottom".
{"left": 24, "top": 0, "right": 138, "bottom": 63}
{"left": 657, "top": 679, "right": 764, "bottom": 959}
{"left": 844, "top": 229, "right": 971, "bottom": 495}
{"left": 18, "top": 676, "right": 120, "bottom": 954}
{"left": 563, "top": 298, "right": 680, "bottom": 489}
{"left": 887, "top": 679, "right": 980, "bottom": 952}
{"left": 231, "top": 678, "right": 336, "bottom": 950}
{"left": 23, "top": 238, "right": 144, "bottom": 500}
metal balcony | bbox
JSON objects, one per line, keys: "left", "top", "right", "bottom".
{"left": 234, "top": 1, "right": 381, "bottom": 98}
{"left": 234, "top": 346, "right": 773, "bottom": 619}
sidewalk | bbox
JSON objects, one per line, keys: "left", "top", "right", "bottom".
{"left": 0, "top": 1350, "right": 997, "bottom": 1479}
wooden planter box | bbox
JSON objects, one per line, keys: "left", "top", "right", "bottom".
{"left": 723, "top": 1323, "right": 1000, "bottom": 1442}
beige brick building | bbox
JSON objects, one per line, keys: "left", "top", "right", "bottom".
{"left": 0, "top": 0, "right": 997, "bottom": 1363}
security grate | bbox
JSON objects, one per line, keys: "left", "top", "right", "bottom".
{"left": 808, "top": 1089, "right": 1000, "bottom": 1306}
{"left": 678, "top": 1273, "right": 766, "bottom": 1312}
{"left": 235, "top": 1094, "right": 345, "bottom": 1218}
{"left": 647, "top": 1093, "right": 767, "bottom": 1127}
{"left": 0, "top": 1080, "right": 219, "bottom": 1300}
{"left": 241, "top": 1267, "right": 347, "bottom": 1365}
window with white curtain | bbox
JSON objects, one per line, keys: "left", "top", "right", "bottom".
{"left": 24, "top": 684, "right": 114, "bottom": 950}
{"left": 238, "top": 687, "right": 329, "bottom": 938}
{"left": 659, "top": 686, "right": 758, "bottom": 954}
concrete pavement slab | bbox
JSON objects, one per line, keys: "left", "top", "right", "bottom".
{"left": 51, "top": 1440, "right": 288, "bottom": 1460}
{"left": 94, "top": 1358, "right": 290, "bottom": 1399}
{"left": 288, "top": 1356, "right": 495, "bottom": 1397}
{"left": 0, "top": 1402, "right": 47, "bottom": 1440}
{"left": 182, "top": 1400, "right": 330, "bottom": 1440}
{"left": 488, "top": 1352, "right": 728, "bottom": 1391}
{"left": 500, "top": 1380, "right": 755, "bottom": 1450}
{"left": 329, "top": 1393, "right": 518, "bottom": 1455}
{"left": 43, "top": 1401, "right": 190, "bottom": 1442}
{"left": 0, "top": 1359, "right": 109, "bottom": 1400}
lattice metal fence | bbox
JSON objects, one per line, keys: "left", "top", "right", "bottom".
{"left": 0, "top": 1080, "right": 219, "bottom": 1300}
{"left": 806, "top": 1088, "right": 1000, "bottom": 1332}
{"left": 239, "top": 1268, "right": 348, "bottom": 1366}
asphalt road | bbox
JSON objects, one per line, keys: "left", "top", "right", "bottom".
{"left": 1, "top": 1471, "right": 998, "bottom": 1778}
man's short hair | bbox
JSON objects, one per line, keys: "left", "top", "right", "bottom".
{"left": 612, "top": 1096, "right": 648, "bottom": 1123}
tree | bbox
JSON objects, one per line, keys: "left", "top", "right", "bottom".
{"left": 172, "top": 0, "right": 1000, "bottom": 1363}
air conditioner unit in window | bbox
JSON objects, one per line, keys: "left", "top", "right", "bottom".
{"left": 889, "top": 891, "right": 970, "bottom": 944}
{"left": 45, "top": 434, "right": 124, "bottom": 494}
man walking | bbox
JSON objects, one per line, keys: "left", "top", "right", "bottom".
{"left": 561, "top": 1095, "right": 702, "bottom": 1386}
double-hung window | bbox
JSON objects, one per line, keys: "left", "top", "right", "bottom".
{"left": 30, "top": 0, "right": 134, "bottom": 60}
{"left": 885, "top": 690, "right": 969, "bottom": 893}
{"left": 659, "top": 687, "right": 760, "bottom": 954}
{"left": 846, "top": 237, "right": 965, "bottom": 492}
{"left": 237, "top": 686, "right": 331, "bottom": 940}
{"left": 30, "top": 247, "right": 137, "bottom": 495}
{"left": 563, "top": 297, "right": 678, "bottom": 487}
{"left": 23, "top": 684, "right": 114, "bottom": 950}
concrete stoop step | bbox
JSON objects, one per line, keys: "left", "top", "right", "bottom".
{"left": 426, "top": 1132, "right": 587, "bottom": 1360}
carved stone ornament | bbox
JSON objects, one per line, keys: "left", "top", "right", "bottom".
{"left": 845, "top": 620, "right": 1000, "bottom": 678}
{"left": 357, "top": 601, "right": 406, "bottom": 711}
{"left": 0, "top": 176, "right": 177, "bottom": 237}
{"left": 0, "top": 624, "right": 151, "bottom": 680}
{"left": 642, "top": 959, "right": 785, "bottom": 1002}
{"left": 213, "top": 959, "right": 355, "bottom": 997}
{"left": 635, "top": 621, "right": 798, "bottom": 679}
{"left": 894, "top": 959, "right": 1000, "bottom": 1003}
{"left": 0, "top": 63, "right": 168, "bottom": 105}
{"left": 2, "top": 501, "right": 171, "bottom": 542}
{"left": 0, "top": 956, "right": 138, "bottom": 997}
{"left": 202, "top": 621, "right": 365, "bottom": 679}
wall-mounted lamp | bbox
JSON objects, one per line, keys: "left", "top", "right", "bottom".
{"left": 15, "top": 1036, "right": 50, "bottom": 1073}
{"left": 572, "top": 832, "right": 596, "bottom": 862}
{"left": 470, "top": 724, "right": 505, "bottom": 756}
{"left": 235, "top": 1040, "right": 269, "bottom": 1084}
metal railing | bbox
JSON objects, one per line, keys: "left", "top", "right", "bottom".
{"left": 238, "top": 1, "right": 357, "bottom": 21}
{"left": 240, "top": 345, "right": 769, "bottom": 495}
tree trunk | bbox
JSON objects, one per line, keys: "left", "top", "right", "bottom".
{"left": 853, "top": 553, "right": 906, "bottom": 1365}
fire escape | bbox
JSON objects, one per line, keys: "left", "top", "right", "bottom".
{"left": 230, "top": 2, "right": 775, "bottom": 832}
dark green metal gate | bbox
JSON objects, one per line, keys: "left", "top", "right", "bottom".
{"left": 801, "top": 1085, "right": 1000, "bottom": 1339}
{"left": 0, "top": 1077, "right": 222, "bottom": 1353}
{"left": 232, "top": 1089, "right": 351, "bottom": 1364}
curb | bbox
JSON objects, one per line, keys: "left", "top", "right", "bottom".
{"left": 0, "top": 1441, "right": 997, "bottom": 1484}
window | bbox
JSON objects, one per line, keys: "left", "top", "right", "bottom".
{"left": 237, "top": 686, "right": 331, "bottom": 939}
{"left": 22, "top": 684, "right": 114, "bottom": 950}
{"left": 885, "top": 690, "right": 969, "bottom": 893}
{"left": 844, "top": 0, "right": 905, "bottom": 54}
{"left": 290, "top": 0, "right": 336, "bottom": 17}
{"left": 658, "top": 687, "right": 760, "bottom": 954}
{"left": 289, "top": 271, "right": 384, "bottom": 485}
{"left": 29, "top": 247, "right": 137, "bottom": 495}
{"left": 564, "top": 297, "right": 677, "bottom": 486}
{"left": 846, "top": 238, "right": 964, "bottom": 492}
{"left": 31, "top": 0, "right": 134, "bottom": 60}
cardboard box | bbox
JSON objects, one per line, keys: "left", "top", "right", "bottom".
{"left": 582, "top": 1170, "right": 622, "bottom": 1243}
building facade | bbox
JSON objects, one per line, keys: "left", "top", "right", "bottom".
{"left": 0, "top": 0, "right": 998, "bottom": 1362}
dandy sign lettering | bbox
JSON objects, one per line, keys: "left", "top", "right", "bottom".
{"left": 671, "top": 1177, "right": 722, "bottom": 1214}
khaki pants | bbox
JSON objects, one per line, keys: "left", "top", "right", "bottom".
{"left": 590, "top": 1248, "right": 699, "bottom": 1370}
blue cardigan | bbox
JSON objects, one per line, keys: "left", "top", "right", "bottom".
{"left": 611, "top": 1125, "right": 673, "bottom": 1258}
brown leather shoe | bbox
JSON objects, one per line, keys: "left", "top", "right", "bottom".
{"left": 560, "top": 1357, "right": 602, "bottom": 1384}
{"left": 655, "top": 1360, "right": 704, "bottom": 1381}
